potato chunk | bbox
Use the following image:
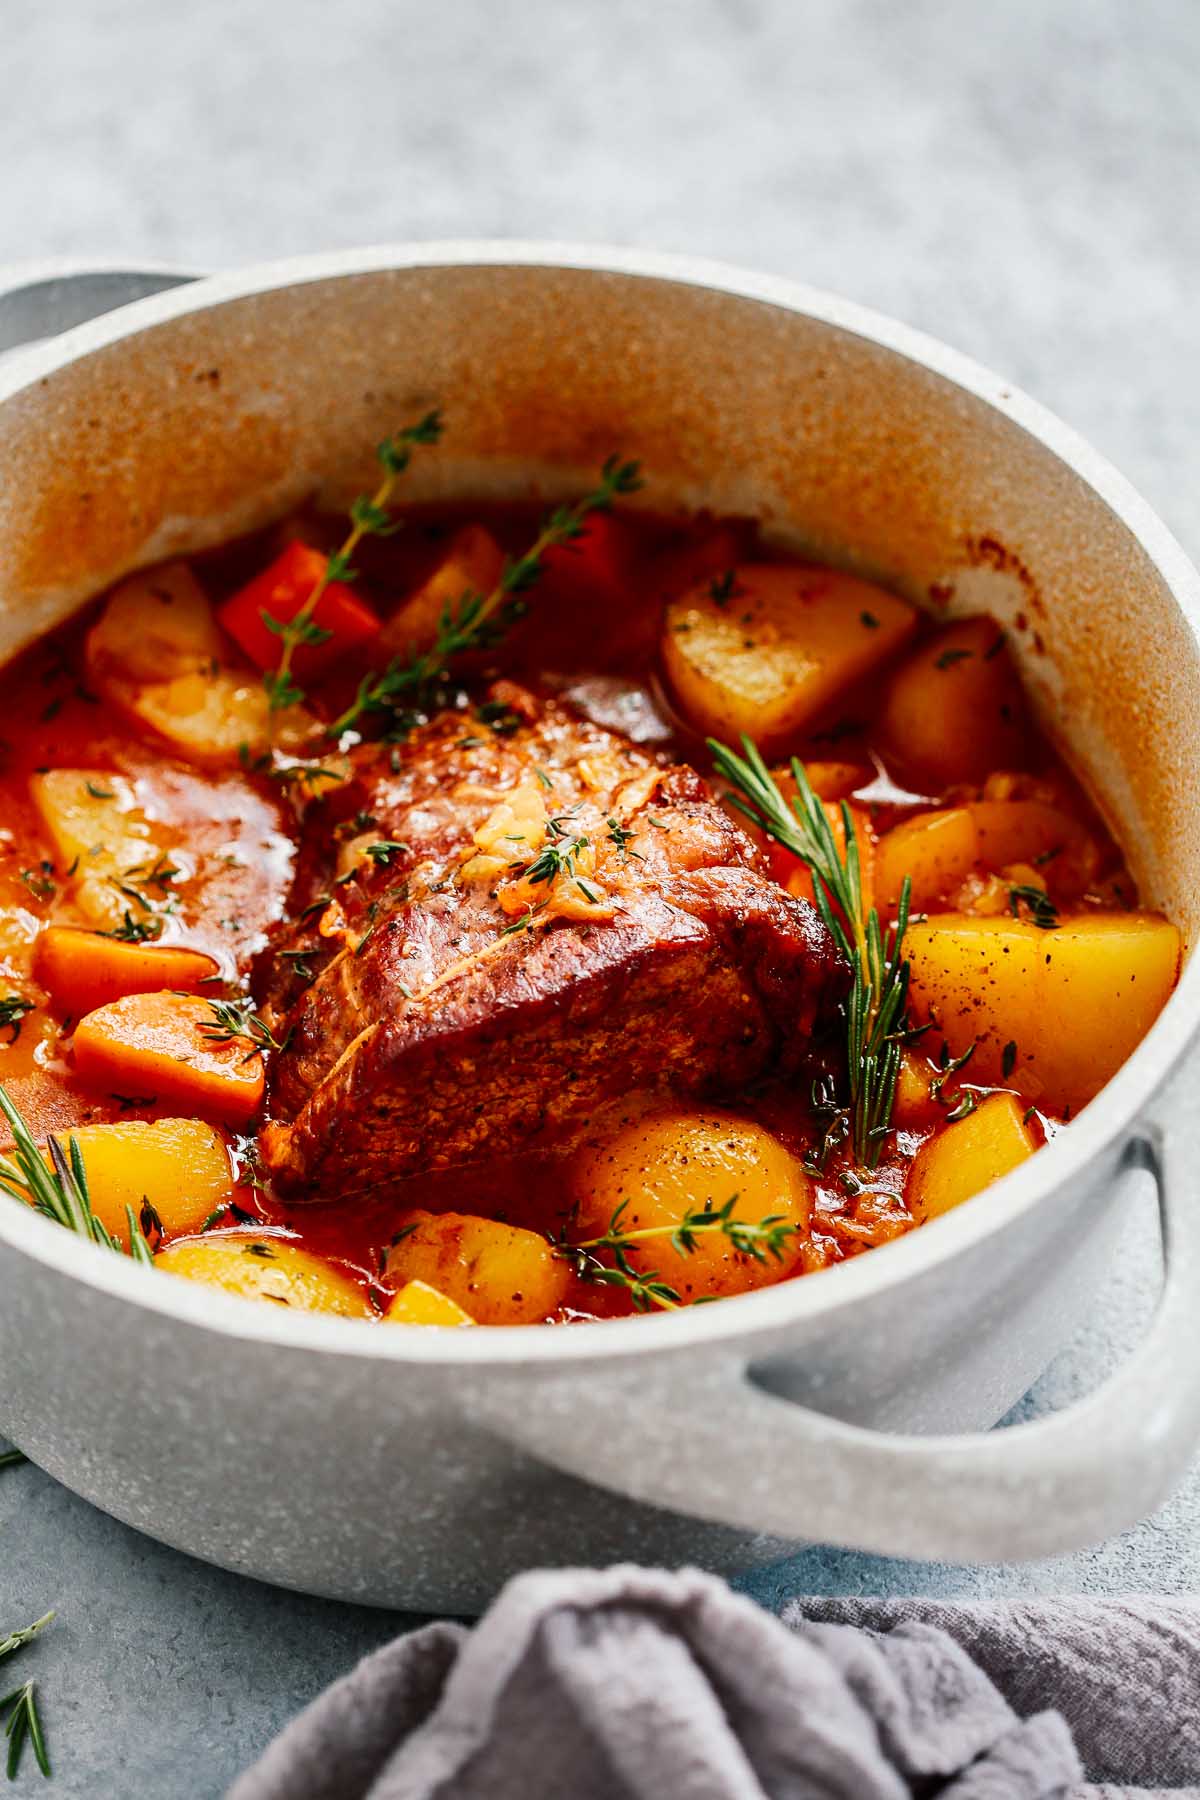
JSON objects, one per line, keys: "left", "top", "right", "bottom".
{"left": 47, "top": 1117, "right": 233, "bottom": 1247}
{"left": 908, "top": 1094, "right": 1036, "bottom": 1222}
{"left": 30, "top": 768, "right": 163, "bottom": 929}
{"left": 72, "top": 992, "right": 265, "bottom": 1126}
{"left": 571, "top": 1107, "right": 810, "bottom": 1302}
{"left": 386, "top": 1211, "right": 569, "bottom": 1325}
{"left": 905, "top": 911, "right": 1181, "bottom": 1114}
{"left": 381, "top": 524, "right": 505, "bottom": 659}
{"left": 877, "top": 617, "right": 1028, "bottom": 790}
{"left": 155, "top": 1234, "right": 372, "bottom": 1315}
{"left": 663, "top": 563, "right": 916, "bottom": 755}
{"left": 86, "top": 562, "right": 312, "bottom": 765}
{"left": 383, "top": 1279, "right": 474, "bottom": 1327}
{"left": 874, "top": 801, "right": 1097, "bottom": 916}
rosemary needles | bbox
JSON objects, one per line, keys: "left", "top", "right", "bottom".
{"left": 0, "top": 1085, "right": 155, "bottom": 1261}
{"left": 708, "top": 735, "right": 912, "bottom": 1168}
{"left": 0, "top": 1523, "right": 52, "bottom": 1783}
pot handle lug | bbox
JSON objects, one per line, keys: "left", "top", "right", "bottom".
{"left": 497, "top": 1072, "right": 1200, "bottom": 1562}
{"left": 0, "top": 263, "right": 198, "bottom": 355}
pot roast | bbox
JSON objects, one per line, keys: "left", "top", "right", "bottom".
{"left": 257, "top": 684, "right": 839, "bottom": 1197}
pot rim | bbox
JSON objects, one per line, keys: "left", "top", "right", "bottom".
{"left": 1, "top": 237, "right": 1196, "bottom": 1370}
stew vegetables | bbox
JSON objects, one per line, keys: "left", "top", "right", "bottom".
{"left": 0, "top": 417, "right": 1181, "bottom": 1326}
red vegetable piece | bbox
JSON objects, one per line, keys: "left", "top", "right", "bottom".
{"left": 538, "top": 512, "right": 633, "bottom": 608}
{"left": 643, "top": 523, "right": 750, "bottom": 604}
{"left": 218, "top": 543, "right": 382, "bottom": 678}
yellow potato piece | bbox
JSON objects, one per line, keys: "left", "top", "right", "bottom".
{"left": 663, "top": 563, "right": 916, "bottom": 755}
{"left": 909, "top": 1094, "right": 1036, "bottom": 1223}
{"left": 386, "top": 1212, "right": 568, "bottom": 1326}
{"left": 906, "top": 911, "right": 1181, "bottom": 1115}
{"left": 874, "top": 801, "right": 1097, "bottom": 916}
{"left": 86, "top": 562, "right": 312, "bottom": 766}
{"left": 572, "top": 1106, "right": 810, "bottom": 1302}
{"left": 877, "top": 617, "right": 1028, "bottom": 790}
{"left": 382, "top": 524, "right": 505, "bottom": 659}
{"left": 30, "top": 768, "right": 163, "bottom": 930}
{"left": 45, "top": 1116, "right": 233, "bottom": 1248}
{"left": 383, "top": 1279, "right": 475, "bottom": 1327}
{"left": 155, "top": 1234, "right": 372, "bottom": 1316}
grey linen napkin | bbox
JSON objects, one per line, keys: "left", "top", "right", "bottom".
{"left": 228, "top": 1567, "right": 1200, "bottom": 1800}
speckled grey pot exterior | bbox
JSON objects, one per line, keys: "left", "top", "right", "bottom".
{"left": 1, "top": 246, "right": 1199, "bottom": 1612}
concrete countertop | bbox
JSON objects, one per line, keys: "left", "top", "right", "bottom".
{"left": 2, "top": 0, "right": 1199, "bottom": 1790}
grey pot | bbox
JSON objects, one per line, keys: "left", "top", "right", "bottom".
{"left": 0, "top": 245, "right": 1197, "bottom": 1613}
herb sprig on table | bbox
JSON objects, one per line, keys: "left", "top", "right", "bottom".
{"left": 327, "top": 454, "right": 644, "bottom": 738}
{"left": 708, "top": 736, "right": 912, "bottom": 1168}
{"left": 0, "top": 1458, "right": 52, "bottom": 1781}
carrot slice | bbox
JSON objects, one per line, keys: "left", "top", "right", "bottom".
{"left": 72, "top": 992, "right": 264, "bottom": 1125}
{"left": 539, "top": 512, "right": 633, "bottom": 607}
{"left": 36, "top": 928, "right": 219, "bottom": 1016}
{"left": 217, "top": 542, "right": 381, "bottom": 677}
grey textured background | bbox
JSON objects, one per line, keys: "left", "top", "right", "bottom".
{"left": 3, "top": 0, "right": 1200, "bottom": 1792}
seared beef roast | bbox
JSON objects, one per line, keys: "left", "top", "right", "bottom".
{"left": 258, "top": 684, "right": 839, "bottom": 1198}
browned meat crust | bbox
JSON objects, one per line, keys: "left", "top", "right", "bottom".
{"left": 258, "top": 685, "right": 840, "bottom": 1198}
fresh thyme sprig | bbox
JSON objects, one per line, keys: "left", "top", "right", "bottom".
{"left": 198, "top": 998, "right": 288, "bottom": 1058}
{"left": 263, "top": 410, "right": 444, "bottom": 716}
{"left": 708, "top": 735, "right": 912, "bottom": 1167}
{"left": 0, "top": 1086, "right": 156, "bottom": 1260}
{"left": 522, "top": 812, "right": 589, "bottom": 886}
{"left": 556, "top": 1195, "right": 798, "bottom": 1312}
{"left": 574, "top": 1196, "right": 798, "bottom": 1266}
{"left": 328, "top": 454, "right": 643, "bottom": 738}
{"left": 99, "top": 909, "right": 164, "bottom": 944}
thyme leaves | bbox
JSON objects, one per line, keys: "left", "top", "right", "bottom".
{"left": 329, "top": 454, "right": 643, "bottom": 738}
{"left": 264, "top": 410, "right": 444, "bottom": 717}
{"left": 556, "top": 1195, "right": 799, "bottom": 1312}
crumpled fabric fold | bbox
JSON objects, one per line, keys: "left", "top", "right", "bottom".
{"left": 228, "top": 1564, "right": 1180, "bottom": 1799}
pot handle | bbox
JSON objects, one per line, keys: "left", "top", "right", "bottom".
{"left": 0, "top": 263, "right": 198, "bottom": 355}
{"left": 503, "top": 1077, "right": 1200, "bottom": 1562}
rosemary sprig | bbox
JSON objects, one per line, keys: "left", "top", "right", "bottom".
{"left": 0, "top": 1608, "right": 54, "bottom": 1783}
{"left": 329, "top": 454, "right": 643, "bottom": 737}
{"left": 198, "top": 998, "right": 287, "bottom": 1058}
{"left": 1, "top": 1681, "right": 49, "bottom": 1779}
{"left": 708, "top": 735, "right": 911, "bottom": 1167}
{"left": 0, "top": 1615, "right": 52, "bottom": 1665}
{"left": 0, "top": 1085, "right": 156, "bottom": 1259}
{"left": 263, "top": 409, "right": 444, "bottom": 715}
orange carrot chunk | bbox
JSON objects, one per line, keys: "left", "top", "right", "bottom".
{"left": 35, "top": 928, "right": 220, "bottom": 1016}
{"left": 72, "top": 992, "right": 264, "bottom": 1126}
{"left": 217, "top": 542, "right": 381, "bottom": 678}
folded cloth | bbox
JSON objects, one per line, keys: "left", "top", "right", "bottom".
{"left": 228, "top": 1567, "right": 1200, "bottom": 1800}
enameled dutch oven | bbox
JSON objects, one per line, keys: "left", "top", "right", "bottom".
{"left": 0, "top": 245, "right": 1198, "bottom": 1611}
